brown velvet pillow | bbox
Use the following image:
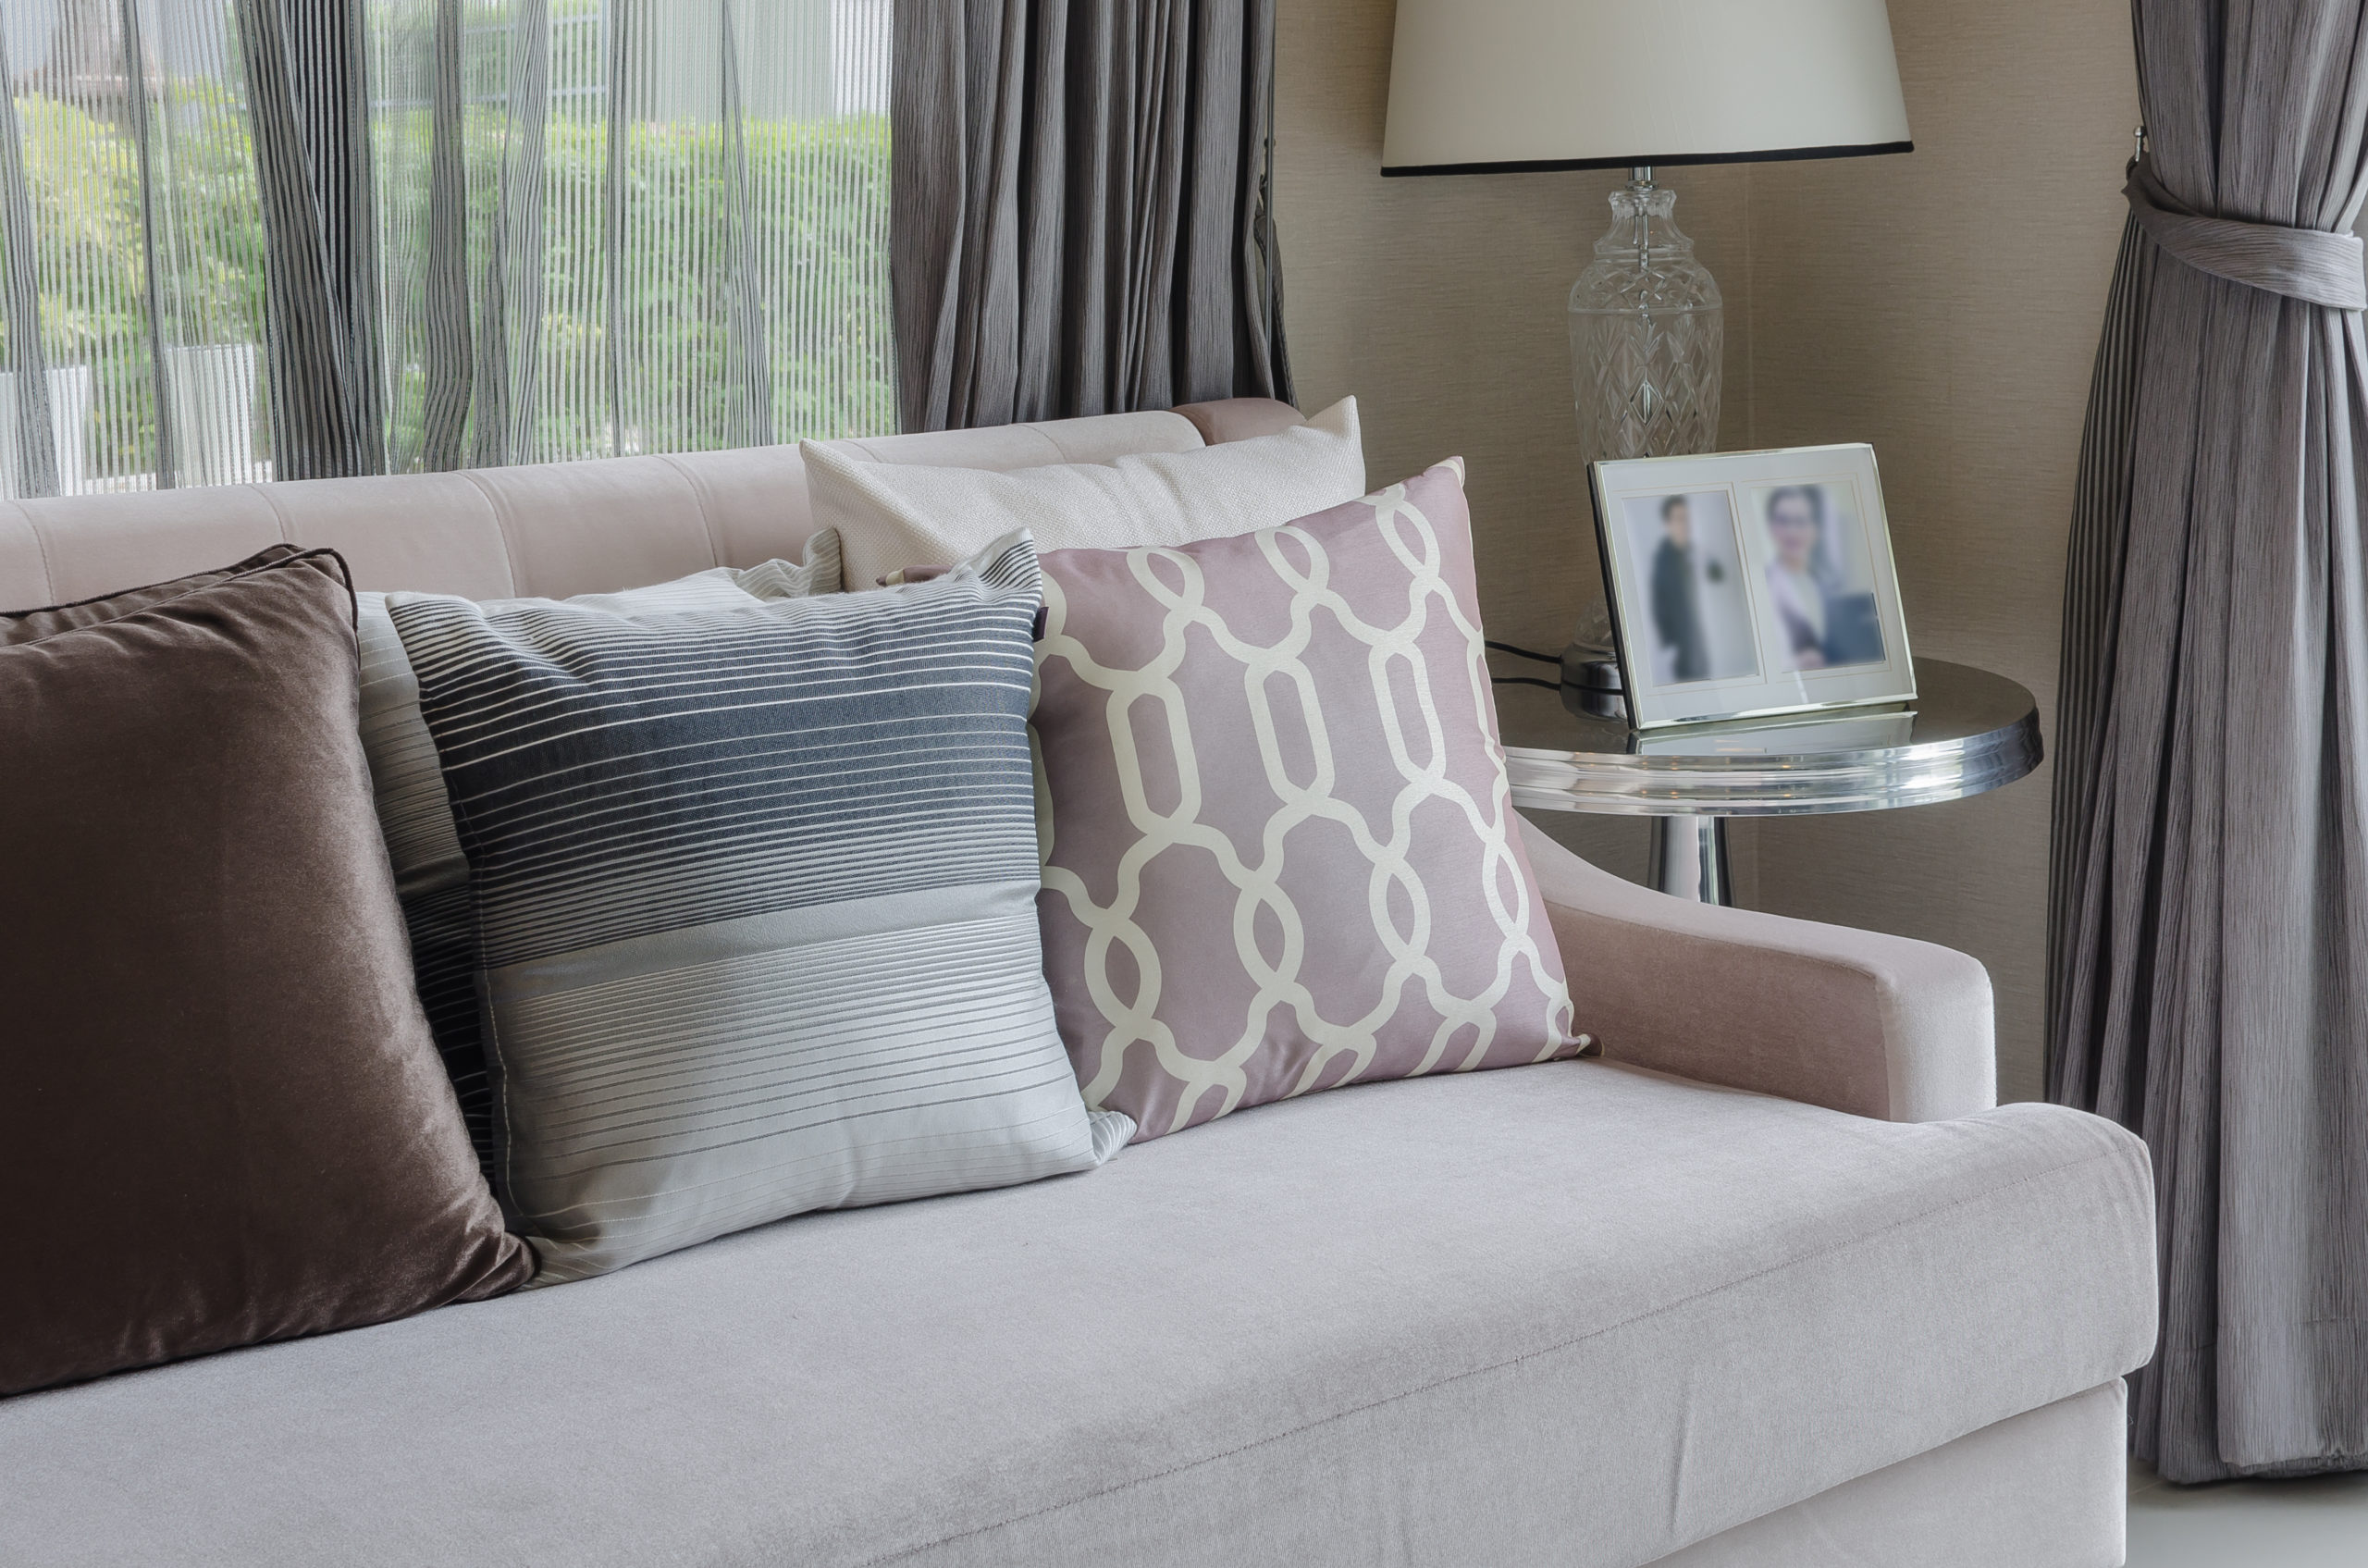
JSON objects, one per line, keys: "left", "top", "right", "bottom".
{"left": 0, "top": 548, "right": 532, "bottom": 1397}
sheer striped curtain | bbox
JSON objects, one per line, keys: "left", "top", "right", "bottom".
{"left": 0, "top": 0, "right": 270, "bottom": 496}
{"left": 0, "top": 0, "right": 894, "bottom": 501}
{"left": 369, "top": 0, "right": 894, "bottom": 471}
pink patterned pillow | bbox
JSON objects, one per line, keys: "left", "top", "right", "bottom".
{"left": 1033, "top": 461, "right": 1578, "bottom": 1142}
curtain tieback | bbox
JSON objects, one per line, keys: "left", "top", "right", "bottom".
{"left": 2125, "top": 155, "right": 2367, "bottom": 310}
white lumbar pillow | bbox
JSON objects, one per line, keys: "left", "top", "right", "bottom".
{"left": 805, "top": 397, "right": 1365, "bottom": 590}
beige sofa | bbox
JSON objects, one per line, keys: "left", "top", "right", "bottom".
{"left": 0, "top": 401, "right": 2156, "bottom": 1568}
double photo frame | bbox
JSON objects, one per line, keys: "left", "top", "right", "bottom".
{"left": 1587, "top": 444, "right": 1916, "bottom": 730}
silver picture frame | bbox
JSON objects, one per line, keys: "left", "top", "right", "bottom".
{"left": 1587, "top": 443, "right": 1918, "bottom": 730}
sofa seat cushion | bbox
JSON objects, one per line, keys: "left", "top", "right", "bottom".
{"left": 0, "top": 1062, "right": 2154, "bottom": 1568}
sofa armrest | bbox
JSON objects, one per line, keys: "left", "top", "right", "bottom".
{"left": 1520, "top": 817, "right": 1996, "bottom": 1122}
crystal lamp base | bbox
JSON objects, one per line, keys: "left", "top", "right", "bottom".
{"left": 1568, "top": 170, "right": 1724, "bottom": 464}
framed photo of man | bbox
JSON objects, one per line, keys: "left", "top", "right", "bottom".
{"left": 1587, "top": 444, "right": 1915, "bottom": 729}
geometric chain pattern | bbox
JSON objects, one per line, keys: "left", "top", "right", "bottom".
{"left": 1034, "top": 461, "right": 1577, "bottom": 1140}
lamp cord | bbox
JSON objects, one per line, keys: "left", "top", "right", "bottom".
{"left": 1485, "top": 639, "right": 1562, "bottom": 666}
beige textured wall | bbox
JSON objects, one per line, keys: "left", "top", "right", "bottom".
{"left": 1276, "top": 0, "right": 2138, "bottom": 1099}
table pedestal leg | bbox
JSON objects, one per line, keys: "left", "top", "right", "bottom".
{"left": 1646, "top": 815, "right": 1731, "bottom": 905}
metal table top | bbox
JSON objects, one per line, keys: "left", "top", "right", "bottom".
{"left": 1496, "top": 657, "right": 2043, "bottom": 819}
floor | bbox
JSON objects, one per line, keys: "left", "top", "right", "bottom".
{"left": 2127, "top": 1458, "right": 2368, "bottom": 1565}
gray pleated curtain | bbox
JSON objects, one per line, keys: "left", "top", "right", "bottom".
{"left": 891, "top": 0, "right": 1291, "bottom": 432}
{"left": 238, "top": 0, "right": 386, "bottom": 481}
{"left": 2049, "top": 4, "right": 2368, "bottom": 1483}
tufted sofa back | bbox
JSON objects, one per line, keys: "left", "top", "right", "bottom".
{"left": 0, "top": 399, "right": 1303, "bottom": 611}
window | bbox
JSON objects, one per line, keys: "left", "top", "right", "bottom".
{"left": 0, "top": 0, "right": 894, "bottom": 499}
{"left": 1, "top": 0, "right": 267, "bottom": 492}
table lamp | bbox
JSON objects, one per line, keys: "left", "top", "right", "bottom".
{"left": 1382, "top": 0, "right": 1912, "bottom": 465}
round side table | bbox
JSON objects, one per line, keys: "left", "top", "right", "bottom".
{"left": 1495, "top": 658, "right": 2043, "bottom": 905}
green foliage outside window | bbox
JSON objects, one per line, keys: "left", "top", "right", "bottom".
{"left": 375, "top": 108, "right": 894, "bottom": 468}
{"left": 6, "top": 87, "right": 267, "bottom": 481}
{"left": 4, "top": 75, "right": 893, "bottom": 485}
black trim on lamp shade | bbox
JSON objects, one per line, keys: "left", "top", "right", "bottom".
{"left": 1380, "top": 140, "right": 1914, "bottom": 178}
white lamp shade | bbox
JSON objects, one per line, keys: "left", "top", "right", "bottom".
{"left": 1382, "top": 0, "right": 1911, "bottom": 175}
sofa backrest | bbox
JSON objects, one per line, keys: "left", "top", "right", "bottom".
{"left": 0, "top": 398, "right": 1304, "bottom": 611}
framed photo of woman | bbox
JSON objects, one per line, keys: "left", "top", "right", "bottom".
{"left": 1587, "top": 444, "right": 1916, "bottom": 729}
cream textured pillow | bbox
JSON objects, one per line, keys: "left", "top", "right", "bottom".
{"left": 806, "top": 398, "right": 1365, "bottom": 590}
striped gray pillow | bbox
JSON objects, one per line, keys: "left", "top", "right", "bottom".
{"left": 387, "top": 532, "right": 1126, "bottom": 1282}
{"left": 357, "top": 533, "right": 842, "bottom": 1170}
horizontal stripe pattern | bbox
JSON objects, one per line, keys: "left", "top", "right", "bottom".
{"left": 388, "top": 532, "right": 1118, "bottom": 1280}
{"left": 487, "top": 878, "right": 1040, "bottom": 1004}
{"left": 505, "top": 913, "right": 1116, "bottom": 1283}
{"left": 355, "top": 537, "right": 842, "bottom": 1172}
{"left": 396, "top": 580, "right": 1043, "bottom": 969}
